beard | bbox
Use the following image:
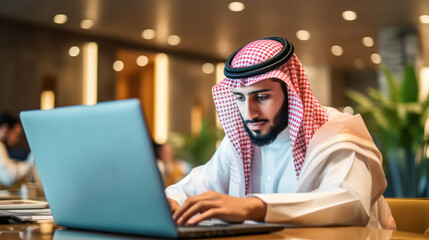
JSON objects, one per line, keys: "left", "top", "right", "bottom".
{"left": 241, "top": 96, "right": 289, "bottom": 147}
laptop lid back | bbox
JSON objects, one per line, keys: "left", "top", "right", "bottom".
{"left": 21, "top": 99, "right": 178, "bottom": 238}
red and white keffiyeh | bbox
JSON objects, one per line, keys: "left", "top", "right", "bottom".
{"left": 212, "top": 38, "right": 328, "bottom": 194}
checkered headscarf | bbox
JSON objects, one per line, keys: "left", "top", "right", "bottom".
{"left": 212, "top": 38, "right": 328, "bottom": 194}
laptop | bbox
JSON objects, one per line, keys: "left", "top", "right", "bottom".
{"left": 20, "top": 99, "right": 285, "bottom": 238}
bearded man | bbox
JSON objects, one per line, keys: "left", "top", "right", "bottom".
{"left": 165, "top": 37, "right": 396, "bottom": 230}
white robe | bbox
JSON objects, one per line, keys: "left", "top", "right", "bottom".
{"left": 0, "top": 141, "right": 32, "bottom": 188}
{"left": 165, "top": 108, "right": 396, "bottom": 229}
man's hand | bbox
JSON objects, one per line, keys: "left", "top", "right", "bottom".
{"left": 171, "top": 191, "right": 267, "bottom": 225}
{"left": 168, "top": 198, "right": 180, "bottom": 214}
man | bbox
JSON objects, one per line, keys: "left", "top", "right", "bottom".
{"left": 166, "top": 37, "right": 396, "bottom": 229}
{"left": 154, "top": 141, "right": 191, "bottom": 187}
{"left": 0, "top": 111, "right": 33, "bottom": 188}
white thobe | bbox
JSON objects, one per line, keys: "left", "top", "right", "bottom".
{"left": 165, "top": 108, "right": 396, "bottom": 229}
{"left": 0, "top": 141, "right": 32, "bottom": 188}
{"left": 249, "top": 127, "right": 296, "bottom": 194}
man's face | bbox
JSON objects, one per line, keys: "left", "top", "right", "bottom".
{"left": 233, "top": 78, "right": 288, "bottom": 146}
{"left": 6, "top": 124, "right": 22, "bottom": 148}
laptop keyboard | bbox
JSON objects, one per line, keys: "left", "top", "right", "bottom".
{"left": 177, "top": 220, "right": 283, "bottom": 238}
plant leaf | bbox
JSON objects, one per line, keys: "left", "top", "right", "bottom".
{"left": 367, "top": 87, "right": 391, "bottom": 107}
{"left": 344, "top": 89, "right": 375, "bottom": 112}
{"left": 381, "top": 65, "right": 400, "bottom": 102}
{"left": 400, "top": 64, "right": 419, "bottom": 102}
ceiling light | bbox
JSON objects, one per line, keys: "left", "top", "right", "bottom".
{"left": 296, "top": 30, "right": 311, "bottom": 41}
{"left": 167, "top": 35, "right": 181, "bottom": 45}
{"left": 136, "top": 55, "right": 149, "bottom": 67}
{"left": 80, "top": 19, "right": 94, "bottom": 29}
{"left": 420, "top": 15, "right": 429, "bottom": 24}
{"left": 362, "top": 37, "right": 374, "bottom": 47}
{"left": 113, "top": 60, "right": 124, "bottom": 72}
{"left": 331, "top": 45, "right": 343, "bottom": 56}
{"left": 68, "top": 46, "right": 80, "bottom": 57}
{"left": 371, "top": 53, "right": 382, "bottom": 64}
{"left": 53, "top": 14, "right": 68, "bottom": 24}
{"left": 354, "top": 59, "right": 364, "bottom": 69}
{"left": 202, "top": 63, "right": 215, "bottom": 74}
{"left": 142, "top": 29, "right": 156, "bottom": 40}
{"left": 342, "top": 10, "right": 357, "bottom": 21}
{"left": 228, "top": 2, "right": 245, "bottom": 12}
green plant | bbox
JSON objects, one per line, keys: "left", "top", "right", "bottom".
{"left": 346, "top": 64, "right": 429, "bottom": 197}
{"left": 170, "top": 119, "right": 224, "bottom": 167}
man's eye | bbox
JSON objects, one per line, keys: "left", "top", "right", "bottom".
{"left": 235, "top": 96, "right": 245, "bottom": 102}
{"left": 257, "top": 95, "right": 268, "bottom": 101}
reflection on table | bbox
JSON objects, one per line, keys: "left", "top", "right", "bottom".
{"left": 0, "top": 222, "right": 428, "bottom": 240}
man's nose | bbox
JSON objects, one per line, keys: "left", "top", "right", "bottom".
{"left": 243, "top": 100, "right": 259, "bottom": 119}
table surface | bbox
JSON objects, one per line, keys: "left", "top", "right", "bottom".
{"left": 0, "top": 221, "right": 428, "bottom": 240}
{"left": 0, "top": 189, "right": 428, "bottom": 240}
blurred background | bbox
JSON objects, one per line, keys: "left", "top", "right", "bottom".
{"left": 0, "top": 0, "right": 428, "bottom": 196}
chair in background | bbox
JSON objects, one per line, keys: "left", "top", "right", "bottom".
{"left": 385, "top": 198, "right": 429, "bottom": 235}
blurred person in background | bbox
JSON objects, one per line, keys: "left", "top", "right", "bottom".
{"left": 0, "top": 111, "right": 34, "bottom": 188}
{"left": 154, "top": 142, "right": 190, "bottom": 187}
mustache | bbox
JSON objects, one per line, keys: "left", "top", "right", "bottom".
{"left": 243, "top": 119, "right": 269, "bottom": 124}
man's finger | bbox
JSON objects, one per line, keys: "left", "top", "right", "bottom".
{"left": 168, "top": 198, "right": 180, "bottom": 214}
{"left": 173, "top": 192, "right": 218, "bottom": 220}
{"left": 186, "top": 208, "right": 223, "bottom": 225}
{"left": 173, "top": 197, "right": 197, "bottom": 220}
{"left": 177, "top": 200, "right": 218, "bottom": 225}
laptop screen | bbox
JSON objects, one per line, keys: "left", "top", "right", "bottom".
{"left": 21, "top": 99, "right": 178, "bottom": 238}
